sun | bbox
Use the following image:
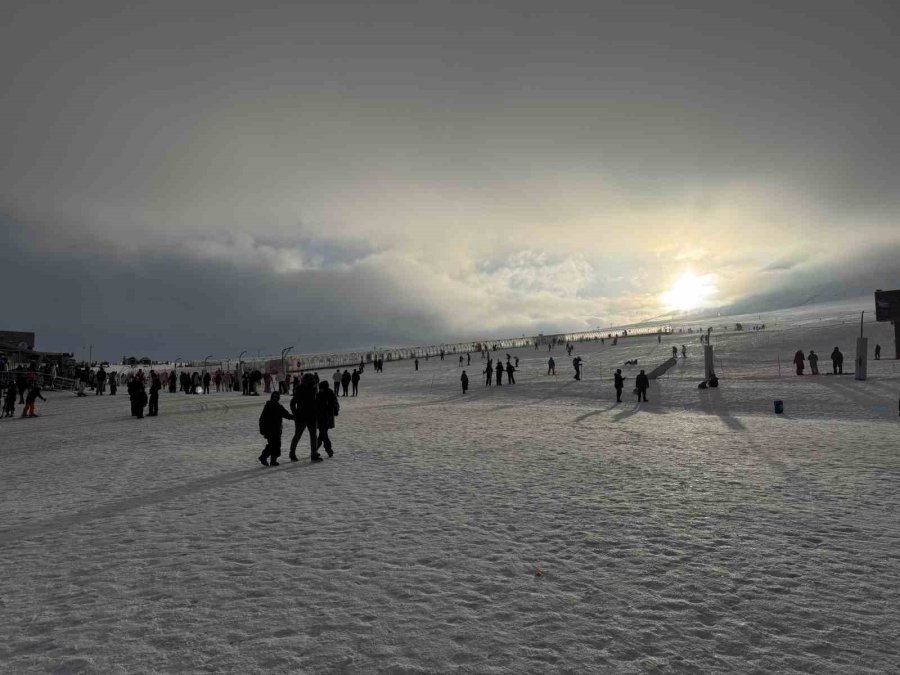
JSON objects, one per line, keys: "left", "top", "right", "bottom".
{"left": 661, "top": 270, "right": 716, "bottom": 312}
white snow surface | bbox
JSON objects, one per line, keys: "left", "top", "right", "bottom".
{"left": 1, "top": 300, "right": 899, "bottom": 673}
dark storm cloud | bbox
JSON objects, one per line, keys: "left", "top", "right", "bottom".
{"left": 2, "top": 0, "right": 899, "bottom": 357}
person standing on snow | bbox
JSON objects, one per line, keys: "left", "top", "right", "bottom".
{"left": 793, "top": 350, "right": 805, "bottom": 376}
{"left": 831, "top": 347, "right": 844, "bottom": 374}
{"left": 461, "top": 371, "right": 469, "bottom": 394}
{"left": 22, "top": 384, "right": 46, "bottom": 417}
{"left": 332, "top": 369, "right": 341, "bottom": 392}
{"left": 351, "top": 369, "right": 360, "bottom": 396}
{"left": 258, "top": 391, "right": 293, "bottom": 466}
{"left": 548, "top": 357, "right": 555, "bottom": 375}
{"left": 148, "top": 371, "right": 161, "bottom": 416}
{"left": 614, "top": 369, "right": 625, "bottom": 403}
{"left": 415, "top": 357, "right": 419, "bottom": 371}
{"left": 506, "top": 361, "right": 516, "bottom": 384}
{"left": 4, "top": 381, "right": 17, "bottom": 417}
{"left": 341, "top": 369, "right": 351, "bottom": 397}
{"left": 808, "top": 350, "right": 819, "bottom": 375}
{"left": 484, "top": 362, "right": 493, "bottom": 386}
{"left": 573, "top": 356, "right": 583, "bottom": 380}
{"left": 681, "top": 345, "right": 687, "bottom": 358}
{"left": 635, "top": 370, "right": 649, "bottom": 402}
{"left": 672, "top": 346, "right": 677, "bottom": 359}
{"left": 495, "top": 361, "right": 504, "bottom": 386}
{"left": 874, "top": 344, "right": 881, "bottom": 360}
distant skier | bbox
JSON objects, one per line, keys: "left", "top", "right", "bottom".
{"left": 793, "top": 350, "right": 805, "bottom": 376}
{"left": 831, "top": 347, "right": 844, "bottom": 375}
{"left": 635, "top": 370, "right": 649, "bottom": 402}
{"left": 461, "top": 371, "right": 469, "bottom": 394}
{"left": 351, "top": 369, "right": 360, "bottom": 396}
{"left": 548, "top": 357, "right": 555, "bottom": 375}
{"left": 258, "top": 391, "right": 293, "bottom": 466}
{"left": 614, "top": 369, "right": 625, "bottom": 403}
{"left": 315, "top": 381, "right": 339, "bottom": 460}
{"left": 874, "top": 344, "right": 881, "bottom": 360}
{"left": 808, "top": 350, "right": 819, "bottom": 375}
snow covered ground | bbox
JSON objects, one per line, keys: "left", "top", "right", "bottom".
{"left": 1, "top": 300, "right": 898, "bottom": 673}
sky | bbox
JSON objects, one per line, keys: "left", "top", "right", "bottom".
{"left": 2, "top": 0, "right": 899, "bottom": 361}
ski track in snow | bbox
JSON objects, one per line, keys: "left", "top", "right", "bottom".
{"left": 1, "top": 300, "right": 899, "bottom": 673}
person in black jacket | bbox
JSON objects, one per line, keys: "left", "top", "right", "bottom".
{"left": 3, "top": 381, "right": 16, "bottom": 417}
{"left": 108, "top": 371, "right": 118, "bottom": 395}
{"left": 315, "top": 381, "right": 339, "bottom": 460}
{"left": 341, "top": 369, "right": 351, "bottom": 397}
{"left": 289, "top": 374, "right": 318, "bottom": 462}
{"left": 148, "top": 371, "right": 161, "bottom": 416}
{"left": 495, "top": 361, "right": 503, "bottom": 386}
{"left": 461, "top": 371, "right": 469, "bottom": 394}
{"left": 614, "top": 369, "right": 625, "bottom": 403}
{"left": 505, "top": 362, "right": 516, "bottom": 384}
{"left": 831, "top": 347, "right": 844, "bottom": 374}
{"left": 128, "top": 378, "right": 147, "bottom": 418}
{"left": 351, "top": 369, "right": 360, "bottom": 396}
{"left": 635, "top": 370, "right": 649, "bottom": 402}
{"left": 258, "top": 391, "right": 293, "bottom": 466}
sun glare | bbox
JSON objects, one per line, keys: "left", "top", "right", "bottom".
{"left": 661, "top": 270, "right": 716, "bottom": 312}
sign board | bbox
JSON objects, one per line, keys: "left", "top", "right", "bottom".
{"left": 874, "top": 289, "right": 900, "bottom": 321}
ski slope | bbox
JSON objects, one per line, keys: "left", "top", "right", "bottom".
{"left": 1, "top": 299, "right": 898, "bottom": 672}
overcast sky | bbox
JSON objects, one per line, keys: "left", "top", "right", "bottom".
{"left": 2, "top": 0, "right": 898, "bottom": 360}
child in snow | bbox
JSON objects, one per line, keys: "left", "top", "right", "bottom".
{"left": 22, "top": 385, "right": 46, "bottom": 417}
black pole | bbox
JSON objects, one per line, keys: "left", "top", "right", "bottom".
{"left": 894, "top": 320, "right": 900, "bottom": 360}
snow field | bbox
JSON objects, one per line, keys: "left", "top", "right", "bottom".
{"left": 1, "top": 300, "right": 899, "bottom": 672}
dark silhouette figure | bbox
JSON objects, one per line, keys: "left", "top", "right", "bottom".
{"left": 505, "top": 362, "right": 516, "bottom": 384}
{"left": 681, "top": 345, "right": 687, "bottom": 358}
{"left": 341, "top": 369, "right": 351, "bottom": 397}
{"left": 22, "top": 385, "right": 46, "bottom": 417}
{"left": 495, "top": 361, "right": 503, "bottom": 385}
{"left": 793, "top": 350, "right": 805, "bottom": 376}
{"left": 484, "top": 363, "right": 493, "bottom": 386}
{"left": 573, "top": 356, "right": 582, "bottom": 380}
{"left": 808, "top": 350, "right": 819, "bottom": 375}
{"left": 315, "top": 381, "right": 339, "bottom": 460}
{"left": 203, "top": 371, "right": 211, "bottom": 394}
{"left": 109, "top": 371, "right": 118, "bottom": 395}
{"left": 467, "top": 353, "right": 471, "bottom": 365}
{"left": 289, "top": 374, "right": 318, "bottom": 462}
{"left": 16, "top": 372, "right": 27, "bottom": 404}
{"left": 635, "top": 370, "right": 649, "bottom": 402}
{"left": 415, "top": 358, "right": 419, "bottom": 371}
{"left": 614, "top": 369, "right": 625, "bottom": 403}
{"left": 148, "top": 372, "right": 161, "bottom": 416}
{"left": 672, "top": 346, "right": 677, "bottom": 359}
{"left": 831, "top": 347, "right": 843, "bottom": 374}
{"left": 128, "top": 378, "right": 147, "bottom": 418}
{"left": 3, "top": 381, "right": 16, "bottom": 417}
{"left": 461, "top": 371, "right": 469, "bottom": 394}
{"left": 258, "top": 391, "right": 293, "bottom": 466}
{"left": 874, "top": 344, "right": 881, "bottom": 360}
{"left": 548, "top": 357, "right": 555, "bottom": 375}
{"left": 351, "top": 369, "right": 360, "bottom": 396}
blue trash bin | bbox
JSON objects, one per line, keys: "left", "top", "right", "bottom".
{"left": 774, "top": 400, "right": 784, "bottom": 414}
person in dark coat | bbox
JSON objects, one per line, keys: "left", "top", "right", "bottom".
{"left": 495, "top": 361, "right": 503, "bottom": 386}
{"left": 548, "top": 357, "right": 555, "bottom": 375}
{"left": 573, "top": 356, "right": 582, "bottom": 380}
{"left": 341, "top": 369, "right": 351, "bottom": 397}
{"left": 22, "top": 385, "right": 46, "bottom": 417}
{"left": 203, "top": 371, "right": 211, "bottom": 394}
{"left": 351, "top": 369, "right": 360, "bottom": 396}
{"left": 484, "top": 362, "right": 493, "bottom": 386}
{"left": 259, "top": 391, "right": 293, "bottom": 466}
{"left": 16, "top": 371, "right": 27, "bottom": 404}
{"left": 831, "top": 347, "right": 844, "bottom": 374}
{"left": 793, "top": 350, "right": 805, "bottom": 376}
{"left": 128, "top": 378, "right": 147, "bottom": 418}
{"left": 874, "top": 343, "right": 881, "bottom": 360}
{"left": 808, "top": 350, "right": 819, "bottom": 375}
{"left": 289, "top": 374, "right": 318, "bottom": 462}
{"left": 635, "top": 370, "right": 649, "bottom": 402}
{"left": 614, "top": 369, "right": 625, "bottom": 403}
{"left": 315, "top": 381, "right": 339, "bottom": 460}
{"left": 415, "top": 358, "right": 419, "bottom": 371}
{"left": 505, "top": 362, "right": 515, "bottom": 384}
{"left": 148, "top": 371, "right": 161, "bottom": 416}
{"left": 461, "top": 371, "right": 469, "bottom": 394}
{"left": 3, "top": 381, "right": 16, "bottom": 417}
